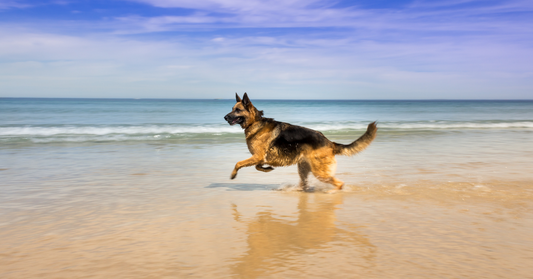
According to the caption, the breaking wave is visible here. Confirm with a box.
[1,120,532,144]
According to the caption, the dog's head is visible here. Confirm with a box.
[224,93,262,129]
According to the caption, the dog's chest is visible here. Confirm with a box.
[245,125,279,156]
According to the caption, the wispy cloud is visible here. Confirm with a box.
[98,0,532,39]
[131,0,334,13]
[0,0,31,9]
[0,0,532,98]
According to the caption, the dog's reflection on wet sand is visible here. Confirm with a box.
[230,193,376,277]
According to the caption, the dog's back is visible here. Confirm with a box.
[261,119,377,167]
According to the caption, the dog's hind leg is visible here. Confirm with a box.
[297,160,311,191]
[309,157,344,193]
[319,176,344,194]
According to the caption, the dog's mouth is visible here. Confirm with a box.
[228,116,244,126]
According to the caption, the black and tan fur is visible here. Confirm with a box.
[224,93,377,192]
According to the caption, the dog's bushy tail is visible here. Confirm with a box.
[334,122,377,156]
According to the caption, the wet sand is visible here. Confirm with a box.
[1,183,532,278]
[1,133,533,278]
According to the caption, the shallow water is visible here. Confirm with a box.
[1,98,533,278]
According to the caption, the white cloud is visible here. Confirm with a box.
[131,0,332,12]
[1,25,532,99]
[0,0,532,98]
[118,0,533,31]
[0,0,31,9]
[114,0,367,32]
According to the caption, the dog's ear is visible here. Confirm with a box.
[235,93,242,103]
[242,92,253,110]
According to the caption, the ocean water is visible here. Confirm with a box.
[1,98,533,278]
[2,98,533,145]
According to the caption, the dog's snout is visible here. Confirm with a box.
[224,114,230,121]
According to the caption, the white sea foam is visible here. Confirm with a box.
[1,121,532,138]
[309,121,533,131]
[0,125,243,136]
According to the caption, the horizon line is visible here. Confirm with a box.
[2,97,533,101]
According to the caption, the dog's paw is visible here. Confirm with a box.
[230,171,238,180]
[262,166,274,172]
[296,184,309,192]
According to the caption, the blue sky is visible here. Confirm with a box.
[0,0,532,99]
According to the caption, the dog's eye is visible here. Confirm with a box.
[235,108,241,112]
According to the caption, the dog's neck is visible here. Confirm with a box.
[244,117,265,139]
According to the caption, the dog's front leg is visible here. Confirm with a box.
[231,156,262,179]
[255,164,274,172]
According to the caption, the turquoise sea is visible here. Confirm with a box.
[1,98,533,278]
[2,98,533,145]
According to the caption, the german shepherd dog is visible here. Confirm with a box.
[224,93,377,192]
